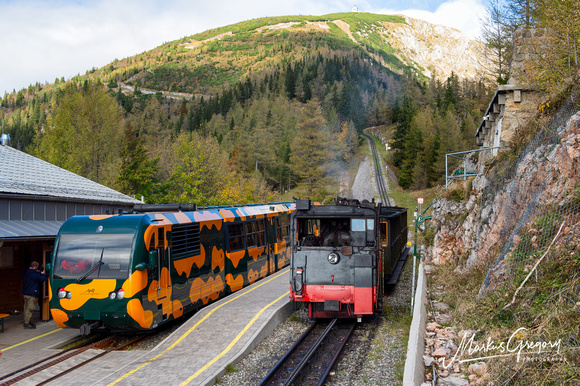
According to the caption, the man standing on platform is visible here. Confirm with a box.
[22,261,47,329]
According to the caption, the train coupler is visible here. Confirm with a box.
[80,321,102,336]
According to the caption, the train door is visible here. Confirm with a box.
[379,218,392,274]
[276,215,291,268]
[265,218,276,274]
[155,227,172,319]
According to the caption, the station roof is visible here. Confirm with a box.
[0,144,141,205]
[0,220,64,241]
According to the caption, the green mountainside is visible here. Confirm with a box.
[95,13,409,95]
[0,12,493,204]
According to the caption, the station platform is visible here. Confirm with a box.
[0,268,292,386]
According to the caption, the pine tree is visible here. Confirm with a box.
[117,123,161,202]
[481,0,515,84]
[528,0,580,86]
[290,101,329,200]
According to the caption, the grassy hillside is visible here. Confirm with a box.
[75,13,410,95]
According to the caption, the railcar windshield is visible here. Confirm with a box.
[297,217,351,247]
[296,217,376,248]
[53,233,134,280]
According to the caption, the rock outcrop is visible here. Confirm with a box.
[382,16,492,82]
[425,103,580,291]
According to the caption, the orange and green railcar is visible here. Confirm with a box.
[48,202,294,335]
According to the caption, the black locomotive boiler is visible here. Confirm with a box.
[289,198,409,319]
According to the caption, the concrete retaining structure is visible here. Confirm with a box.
[403,259,427,385]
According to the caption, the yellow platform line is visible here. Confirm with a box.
[3,328,63,351]
[108,268,289,385]
[180,291,289,385]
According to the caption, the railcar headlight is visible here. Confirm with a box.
[66,292,72,299]
[58,288,67,299]
[109,289,125,300]
[328,252,340,264]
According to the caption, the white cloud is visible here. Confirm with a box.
[373,0,487,39]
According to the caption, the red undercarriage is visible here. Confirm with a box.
[291,284,378,318]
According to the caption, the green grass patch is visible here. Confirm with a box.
[225,363,237,374]
[288,313,301,322]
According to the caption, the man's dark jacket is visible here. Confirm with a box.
[22,269,47,297]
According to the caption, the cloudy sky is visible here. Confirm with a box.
[0,0,487,95]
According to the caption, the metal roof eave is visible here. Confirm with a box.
[0,220,65,242]
[0,192,139,206]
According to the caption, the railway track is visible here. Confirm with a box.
[0,334,149,386]
[259,318,356,386]
[362,133,391,206]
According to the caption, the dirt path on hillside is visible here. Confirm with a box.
[332,20,358,45]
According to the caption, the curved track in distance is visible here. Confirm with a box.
[362,134,391,206]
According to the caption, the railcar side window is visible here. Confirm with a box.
[256,220,266,247]
[244,220,266,248]
[274,218,281,242]
[245,222,257,247]
[277,215,289,241]
[228,223,245,251]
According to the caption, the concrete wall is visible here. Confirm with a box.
[403,260,426,385]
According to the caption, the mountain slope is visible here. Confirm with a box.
[92,12,489,96]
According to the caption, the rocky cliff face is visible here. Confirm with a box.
[382,16,492,82]
[425,100,580,288]
[422,92,580,383]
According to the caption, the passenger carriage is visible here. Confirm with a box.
[48,202,294,335]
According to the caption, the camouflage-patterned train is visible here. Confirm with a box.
[47,202,294,335]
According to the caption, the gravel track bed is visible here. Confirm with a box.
[218,256,414,385]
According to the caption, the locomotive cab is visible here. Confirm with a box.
[291,199,381,319]
[290,198,409,319]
